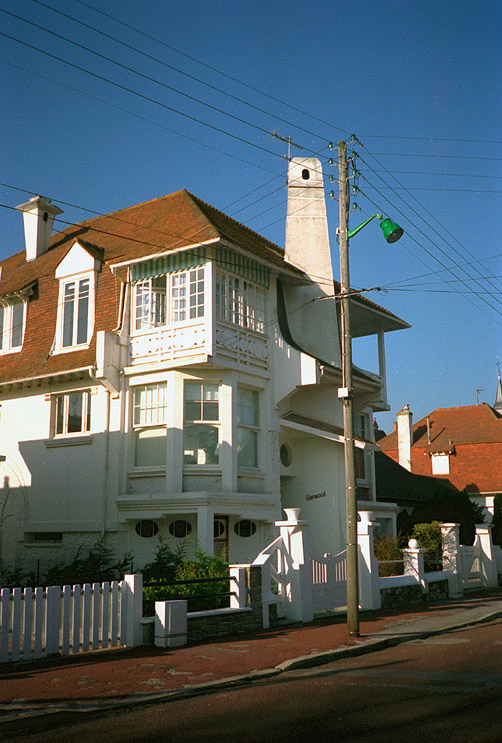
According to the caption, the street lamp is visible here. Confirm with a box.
[337,140,403,637]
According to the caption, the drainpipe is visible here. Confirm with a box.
[101,389,111,536]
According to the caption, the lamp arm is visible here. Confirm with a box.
[347,213,383,240]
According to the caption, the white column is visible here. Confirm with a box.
[123,573,143,647]
[220,378,235,492]
[197,506,214,555]
[475,524,498,588]
[403,543,426,591]
[357,511,381,610]
[276,508,313,623]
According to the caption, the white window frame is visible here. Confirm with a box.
[431,452,450,475]
[237,387,260,469]
[215,271,265,333]
[55,272,95,352]
[52,389,92,437]
[132,383,167,467]
[0,298,26,354]
[131,267,206,332]
[183,381,220,466]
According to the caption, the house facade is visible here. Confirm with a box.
[378,396,502,519]
[0,159,408,574]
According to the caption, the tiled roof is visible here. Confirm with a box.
[379,404,502,451]
[0,189,408,386]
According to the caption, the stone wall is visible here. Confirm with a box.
[380,579,448,610]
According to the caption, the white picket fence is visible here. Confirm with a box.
[0,580,127,663]
[311,550,347,612]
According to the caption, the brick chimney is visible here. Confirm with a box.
[15,196,63,262]
[397,403,413,472]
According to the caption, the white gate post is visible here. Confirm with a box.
[403,543,427,592]
[441,523,463,598]
[357,512,381,610]
[276,508,313,623]
[123,574,143,647]
[475,524,498,588]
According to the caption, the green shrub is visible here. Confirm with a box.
[411,521,443,570]
[43,537,132,586]
[373,535,403,577]
[142,543,229,615]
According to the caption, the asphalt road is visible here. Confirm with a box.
[5,617,502,743]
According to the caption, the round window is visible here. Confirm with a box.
[234,520,257,538]
[280,443,292,467]
[135,520,159,539]
[301,168,310,180]
[169,520,192,538]
[214,519,226,538]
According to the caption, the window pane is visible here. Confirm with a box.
[133,384,166,426]
[203,384,219,401]
[62,282,75,347]
[0,305,3,350]
[135,427,166,466]
[55,395,65,435]
[183,424,219,464]
[237,388,258,426]
[11,301,24,348]
[238,427,257,468]
[76,279,89,345]
[67,392,83,433]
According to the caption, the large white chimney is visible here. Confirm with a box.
[397,403,413,471]
[15,196,63,262]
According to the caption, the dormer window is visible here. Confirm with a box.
[54,241,100,353]
[0,299,26,354]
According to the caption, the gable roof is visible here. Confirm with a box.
[379,404,502,452]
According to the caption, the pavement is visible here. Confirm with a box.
[1,589,501,725]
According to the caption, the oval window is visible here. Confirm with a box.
[301,168,310,180]
[234,520,257,538]
[280,443,292,467]
[135,520,159,538]
[169,520,192,538]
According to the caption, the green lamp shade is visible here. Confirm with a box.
[380,218,404,243]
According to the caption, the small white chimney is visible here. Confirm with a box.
[15,196,63,262]
[397,403,413,472]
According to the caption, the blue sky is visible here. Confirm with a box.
[1,0,501,430]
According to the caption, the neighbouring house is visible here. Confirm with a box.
[0,158,409,575]
[378,386,502,520]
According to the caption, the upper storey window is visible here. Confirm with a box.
[132,268,205,331]
[54,242,100,353]
[215,271,265,333]
[0,299,26,354]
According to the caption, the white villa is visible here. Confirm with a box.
[0,158,409,574]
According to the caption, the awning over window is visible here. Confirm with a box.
[130,247,207,281]
[216,246,269,287]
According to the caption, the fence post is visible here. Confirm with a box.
[403,542,427,591]
[357,512,381,610]
[155,600,187,648]
[441,523,463,598]
[276,508,313,623]
[475,524,498,588]
[229,566,248,609]
[123,574,143,647]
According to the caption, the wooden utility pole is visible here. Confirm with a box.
[338,140,360,637]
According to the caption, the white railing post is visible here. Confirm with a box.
[275,508,313,623]
[45,586,61,656]
[155,600,187,648]
[357,512,381,610]
[229,566,248,609]
[403,542,427,592]
[475,524,498,588]
[123,574,144,647]
[441,523,464,598]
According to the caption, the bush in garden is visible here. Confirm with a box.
[411,521,443,570]
[373,534,403,577]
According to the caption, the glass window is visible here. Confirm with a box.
[237,388,259,468]
[0,300,26,353]
[133,268,205,330]
[184,382,220,465]
[215,271,265,333]
[54,390,91,436]
[169,520,192,538]
[135,520,159,538]
[431,453,450,475]
[234,520,257,537]
[62,278,90,348]
[132,383,167,466]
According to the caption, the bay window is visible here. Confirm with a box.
[132,267,205,330]
[132,383,167,466]
[237,387,259,468]
[183,382,219,465]
[215,272,265,333]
